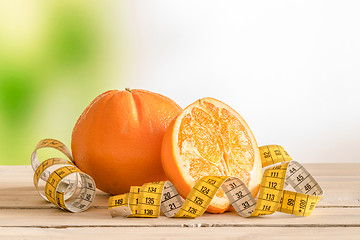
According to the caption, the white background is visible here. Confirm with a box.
[115,1,360,163]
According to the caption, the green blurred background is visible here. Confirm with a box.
[0,0,128,164]
[1,1,359,165]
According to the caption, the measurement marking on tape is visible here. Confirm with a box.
[192,186,213,197]
[161,193,180,203]
[140,191,162,195]
[292,175,310,188]
[305,183,319,195]
[186,198,206,209]
[266,146,275,164]
[267,176,285,180]
[286,165,304,180]
[224,184,243,194]
[231,193,252,204]
[257,197,279,203]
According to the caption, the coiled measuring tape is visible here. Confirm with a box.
[109,145,323,218]
[31,139,96,212]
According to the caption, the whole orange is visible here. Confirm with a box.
[71,89,182,194]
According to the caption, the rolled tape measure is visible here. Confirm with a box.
[31,139,96,212]
[109,145,323,218]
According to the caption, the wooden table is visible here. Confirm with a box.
[0,164,359,239]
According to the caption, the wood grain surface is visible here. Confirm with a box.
[0,164,359,239]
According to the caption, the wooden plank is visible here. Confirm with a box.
[1,227,360,240]
[314,176,360,207]
[302,163,360,176]
[2,163,359,180]
[0,208,359,227]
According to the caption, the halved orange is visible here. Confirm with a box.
[161,98,262,213]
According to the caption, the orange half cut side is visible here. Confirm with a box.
[161,98,262,213]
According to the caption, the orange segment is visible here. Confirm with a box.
[161,98,262,213]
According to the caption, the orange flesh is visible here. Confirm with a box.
[177,101,255,198]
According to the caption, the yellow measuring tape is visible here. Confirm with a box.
[31,139,96,212]
[31,139,323,217]
[109,145,323,218]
